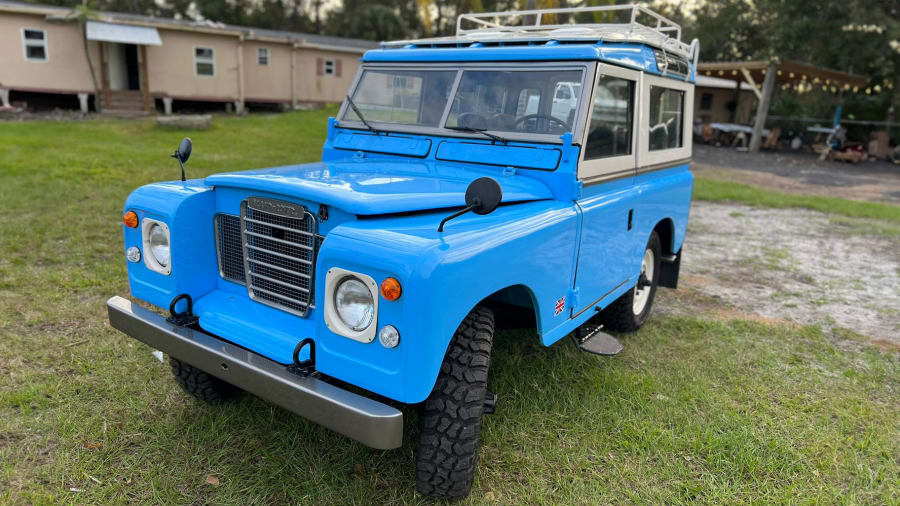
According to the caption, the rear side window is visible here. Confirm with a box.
[648,86,684,151]
[584,75,634,160]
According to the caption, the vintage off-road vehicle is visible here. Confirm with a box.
[107,5,698,499]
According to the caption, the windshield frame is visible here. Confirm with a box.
[337,61,596,145]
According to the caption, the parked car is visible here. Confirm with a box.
[107,5,699,500]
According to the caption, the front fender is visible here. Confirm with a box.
[123,180,218,310]
[317,200,577,403]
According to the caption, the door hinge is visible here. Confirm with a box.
[567,287,579,309]
[572,179,583,200]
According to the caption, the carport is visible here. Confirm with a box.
[697,60,868,152]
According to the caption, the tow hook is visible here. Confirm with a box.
[287,338,316,376]
[484,391,498,414]
[166,294,199,326]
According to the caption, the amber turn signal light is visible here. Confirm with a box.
[124,211,139,228]
[380,277,402,301]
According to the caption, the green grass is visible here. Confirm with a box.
[1,111,898,504]
[694,177,900,224]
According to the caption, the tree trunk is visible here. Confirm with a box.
[79,19,100,112]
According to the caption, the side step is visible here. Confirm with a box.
[572,323,623,356]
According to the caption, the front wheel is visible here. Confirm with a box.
[415,306,495,500]
[598,231,662,332]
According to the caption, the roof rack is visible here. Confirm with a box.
[450,4,699,64]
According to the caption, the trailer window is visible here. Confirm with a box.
[22,28,47,62]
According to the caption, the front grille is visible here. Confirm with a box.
[240,197,318,317]
[215,214,245,284]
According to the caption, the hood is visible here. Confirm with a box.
[204,158,554,215]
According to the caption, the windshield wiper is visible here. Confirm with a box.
[344,94,380,134]
[445,125,509,144]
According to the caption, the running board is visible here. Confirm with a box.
[572,324,623,356]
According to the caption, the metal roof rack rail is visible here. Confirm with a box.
[453,4,699,63]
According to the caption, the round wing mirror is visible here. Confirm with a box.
[465,177,502,215]
[176,137,192,164]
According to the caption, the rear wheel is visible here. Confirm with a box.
[169,357,240,402]
[415,306,495,500]
[598,231,662,332]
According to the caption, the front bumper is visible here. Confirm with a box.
[106,296,403,450]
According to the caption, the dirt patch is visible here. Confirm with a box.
[694,144,900,204]
[694,165,900,204]
[667,202,900,345]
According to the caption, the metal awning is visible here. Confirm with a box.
[86,21,162,46]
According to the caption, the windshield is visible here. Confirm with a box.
[344,69,456,127]
[341,67,585,138]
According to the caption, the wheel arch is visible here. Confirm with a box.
[652,217,676,256]
[651,217,681,289]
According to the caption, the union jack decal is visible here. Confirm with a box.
[554,296,566,316]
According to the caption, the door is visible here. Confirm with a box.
[571,64,642,316]
[124,44,140,90]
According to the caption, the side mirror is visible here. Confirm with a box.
[465,177,502,215]
[438,177,503,232]
[171,137,192,181]
[175,137,192,164]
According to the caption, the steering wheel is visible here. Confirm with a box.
[514,114,569,133]
[457,113,489,130]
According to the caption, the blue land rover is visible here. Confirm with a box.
[108,5,698,499]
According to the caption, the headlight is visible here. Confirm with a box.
[148,224,170,267]
[324,268,379,342]
[141,218,171,275]
[334,276,375,331]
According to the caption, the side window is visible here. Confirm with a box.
[584,75,635,160]
[648,86,685,151]
[257,47,269,66]
[195,47,215,76]
[23,28,47,62]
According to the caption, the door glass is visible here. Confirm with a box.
[584,75,634,160]
[648,86,685,151]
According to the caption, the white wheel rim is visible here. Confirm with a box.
[632,248,654,315]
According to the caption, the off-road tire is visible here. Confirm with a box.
[169,356,240,402]
[415,306,495,500]
[598,231,662,332]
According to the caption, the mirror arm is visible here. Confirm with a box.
[437,201,479,233]
[171,151,186,182]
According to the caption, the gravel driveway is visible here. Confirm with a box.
[662,201,900,347]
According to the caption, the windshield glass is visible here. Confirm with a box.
[343,69,456,127]
[342,67,586,138]
[446,69,584,135]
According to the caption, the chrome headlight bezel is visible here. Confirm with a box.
[141,218,171,275]
[324,267,378,343]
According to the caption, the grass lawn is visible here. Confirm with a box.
[1,110,898,504]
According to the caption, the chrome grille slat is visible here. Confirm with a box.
[243,217,315,236]
[245,244,313,264]
[245,230,313,250]
[236,197,319,317]
[247,258,311,278]
[250,285,309,305]
[248,271,311,291]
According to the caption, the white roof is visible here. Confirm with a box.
[85,21,163,46]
